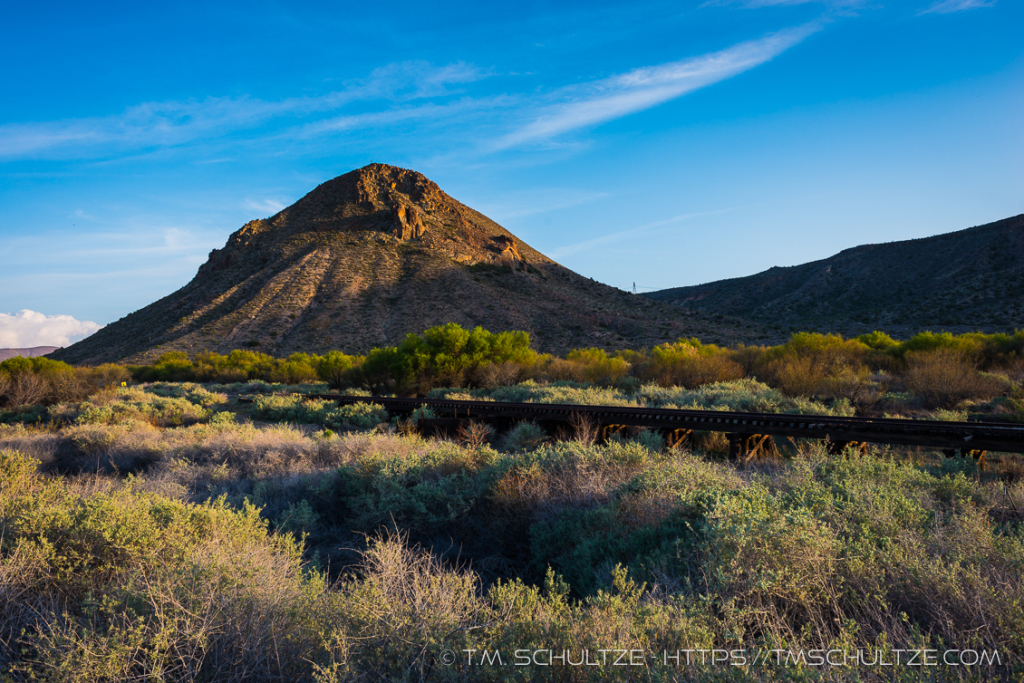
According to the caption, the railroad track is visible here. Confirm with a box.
[256,393,1024,462]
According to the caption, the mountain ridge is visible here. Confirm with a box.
[644,213,1024,338]
[53,164,757,365]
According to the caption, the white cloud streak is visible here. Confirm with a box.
[493,23,821,149]
[714,0,867,8]
[244,198,288,215]
[919,0,996,14]
[549,207,739,259]
[0,27,820,160]
[0,61,486,159]
[0,310,103,348]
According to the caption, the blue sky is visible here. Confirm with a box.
[1,0,1022,347]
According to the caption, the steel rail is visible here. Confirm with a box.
[283,393,1024,455]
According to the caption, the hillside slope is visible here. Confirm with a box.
[645,214,1024,338]
[54,164,758,365]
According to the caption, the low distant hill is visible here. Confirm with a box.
[52,164,759,365]
[0,346,60,362]
[644,214,1024,339]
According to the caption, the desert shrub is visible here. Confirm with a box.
[429,380,637,408]
[856,330,900,351]
[329,442,488,534]
[66,388,212,427]
[524,450,737,596]
[536,357,589,383]
[80,363,131,391]
[0,449,326,682]
[756,333,873,402]
[0,356,94,407]
[208,410,236,425]
[349,346,405,394]
[324,402,388,429]
[642,339,745,388]
[557,348,630,385]
[1,371,48,408]
[251,396,385,430]
[5,417,1024,681]
[339,324,540,394]
[409,404,437,421]
[499,421,547,452]
[328,533,487,681]
[268,353,320,384]
[316,350,360,390]
[137,350,335,386]
[456,420,494,449]
[251,395,323,423]
[634,379,853,416]
[74,389,211,428]
[897,330,987,362]
[133,351,197,382]
[145,382,227,407]
[473,359,528,388]
[902,348,1007,409]
[629,428,664,453]
[0,404,49,426]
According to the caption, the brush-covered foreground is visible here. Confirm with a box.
[1,382,1023,682]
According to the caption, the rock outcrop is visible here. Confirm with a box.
[392,204,426,240]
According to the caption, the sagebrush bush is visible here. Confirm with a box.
[633,378,854,416]
[499,420,547,451]
[252,395,387,429]
[66,387,214,427]
[903,348,1007,408]
[431,380,637,407]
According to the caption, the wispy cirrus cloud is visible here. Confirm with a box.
[492,23,821,150]
[549,207,739,259]
[244,197,288,215]
[705,0,868,10]
[0,61,486,160]
[0,26,821,161]
[919,0,996,14]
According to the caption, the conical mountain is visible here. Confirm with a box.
[54,164,753,364]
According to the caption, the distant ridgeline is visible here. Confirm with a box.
[0,346,60,362]
[645,214,1024,339]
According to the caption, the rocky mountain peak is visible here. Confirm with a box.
[52,163,752,366]
[205,163,552,272]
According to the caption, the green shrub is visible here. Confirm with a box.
[324,402,388,429]
[642,339,745,388]
[316,350,359,389]
[69,388,211,427]
[530,348,633,386]
[634,379,853,416]
[498,421,547,452]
